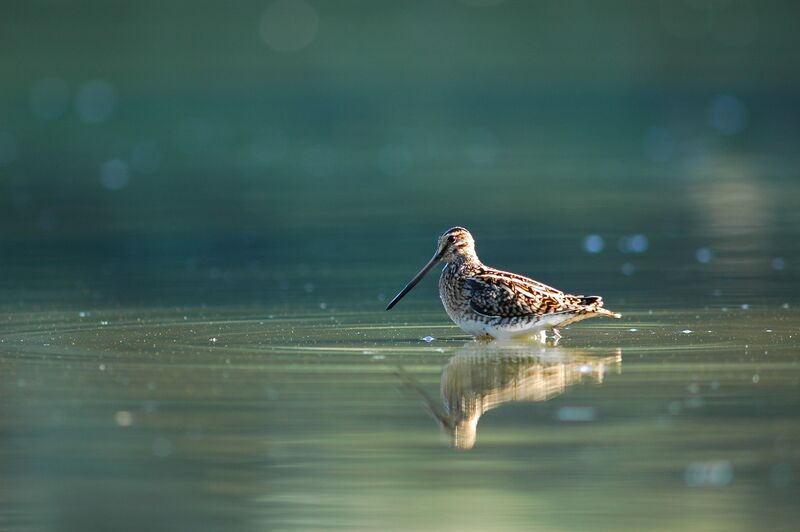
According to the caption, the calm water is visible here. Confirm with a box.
[2,190,799,531]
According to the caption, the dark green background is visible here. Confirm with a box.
[2,0,798,238]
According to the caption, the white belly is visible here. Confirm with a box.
[451,314,566,339]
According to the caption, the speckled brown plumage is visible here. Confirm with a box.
[387,227,621,340]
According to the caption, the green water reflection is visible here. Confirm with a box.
[398,342,622,449]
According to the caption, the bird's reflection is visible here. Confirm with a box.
[398,341,621,449]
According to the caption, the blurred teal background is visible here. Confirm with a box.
[2,0,799,240]
[2,0,799,309]
[1,2,800,531]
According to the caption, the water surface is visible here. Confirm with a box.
[2,216,798,531]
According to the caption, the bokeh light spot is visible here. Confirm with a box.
[101,159,130,190]
[556,406,596,422]
[696,247,712,264]
[621,263,635,276]
[629,234,649,253]
[582,234,604,254]
[114,411,134,427]
[685,461,734,488]
[619,234,649,253]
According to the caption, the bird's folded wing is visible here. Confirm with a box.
[465,275,567,318]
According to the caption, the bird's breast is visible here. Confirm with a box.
[439,263,477,320]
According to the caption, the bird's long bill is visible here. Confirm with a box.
[385,253,441,310]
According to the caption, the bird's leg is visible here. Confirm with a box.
[539,328,561,347]
[476,334,494,342]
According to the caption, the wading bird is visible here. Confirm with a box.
[386,227,620,341]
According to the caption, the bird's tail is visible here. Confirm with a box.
[579,295,622,319]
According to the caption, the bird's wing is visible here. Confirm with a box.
[465,272,573,318]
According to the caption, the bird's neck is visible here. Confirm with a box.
[450,252,481,268]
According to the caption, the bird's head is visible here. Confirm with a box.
[435,226,476,263]
[386,226,477,310]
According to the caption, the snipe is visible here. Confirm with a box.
[386,227,620,340]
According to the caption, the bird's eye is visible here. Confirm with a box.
[448,235,457,243]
